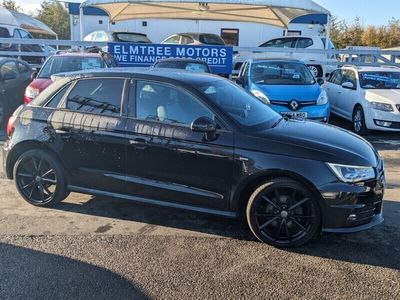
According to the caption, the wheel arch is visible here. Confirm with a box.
[232,169,324,218]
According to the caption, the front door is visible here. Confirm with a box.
[124,79,234,210]
[50,77,128,193]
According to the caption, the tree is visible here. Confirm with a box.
[1,0,22,12]
[35,0,70,40]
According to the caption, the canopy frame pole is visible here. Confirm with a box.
[80,6,84,41]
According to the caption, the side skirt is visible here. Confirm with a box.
[67,185,237,218]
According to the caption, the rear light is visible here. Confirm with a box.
[24,86,40,103]
[6,116,16,137]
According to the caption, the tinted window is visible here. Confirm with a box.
[0,61,18,79]
[359,71,400,89]
[0,27,10,38]
[195,80,280,128]
[38,56,104,78]
[46,83,71,108]
[342,69,357,87]
[260,38,296,48]
[114,33,151,43]
[66,79,124,116]
[250,61,315,85]
[135,80,214,125]
[296,38,313,48]
[199,34,225,45]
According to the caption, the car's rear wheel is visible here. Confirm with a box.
[352,106,369,135]
[246,178,321,248]
[308,65,323,78]
[13,149,67,207]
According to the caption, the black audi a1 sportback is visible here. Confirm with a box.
[3,68,385,247]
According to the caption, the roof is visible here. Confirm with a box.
[248,58,303,63]
[54,67,221,84]
[80,0,330,27]
[155,58,208,63]
[343,65,400,72]
[50,51,103,57]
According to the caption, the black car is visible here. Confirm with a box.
[2,69,385,247]
[153,58,211,73]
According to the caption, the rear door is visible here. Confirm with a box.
[324,69,343,114]
[50,77,128,193]
[124,79,234,210]
[0,60,19,125]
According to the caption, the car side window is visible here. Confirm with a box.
[46,83,72,108]
[18,29,31,39]
[164,35,181,44]
[13,29,21,38]
[95,31,108,42]
[134,80,214,125]
[181,35,194,44]
[17,62,30,73]
[0,27,10,38]
[342,69,357,88]
[66,78,124,116]
[329,70,343,85]
[260,38,295,48]
[0,61,18,79]
[296,38,313,48]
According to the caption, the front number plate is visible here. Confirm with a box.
[281,112,308,119]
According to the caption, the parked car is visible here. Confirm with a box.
[24,51,118,103]
[153,58,211,73]
[161,33,225,45]
[0,57,32,131]
[3,68,385,247]
[323,65,400,134]
[237,59,329,122]
[0,24,45,65]
[233,36,338,78]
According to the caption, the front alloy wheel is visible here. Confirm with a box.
[246,178,321,248]
[352,106,369,135]
[14,149,67,207]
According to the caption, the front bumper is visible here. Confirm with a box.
[270,102,330,122]
[318,162,385,233]
[364,108,400,131]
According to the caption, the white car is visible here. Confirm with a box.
[323,65,400,134]
[233,36,338,78]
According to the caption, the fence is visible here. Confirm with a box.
[2,38,400,76]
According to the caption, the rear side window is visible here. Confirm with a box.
[0,27,10,38]
[46,83,71,108]
[199,34,225,45]
[66,78,124,116]
[296,38,313,48]
[260,38,296,48]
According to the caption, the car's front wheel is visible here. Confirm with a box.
[13,149,68,207]
[246,178,321,248]
[352,106,369,135]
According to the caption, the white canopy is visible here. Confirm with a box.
[80,0,330,27]
[0,6,57,36]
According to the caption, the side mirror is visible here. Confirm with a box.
[317,78,325,86]
[190,116,217,141]
[342,81,356,90]
[30,71,38,82]
[2,72,17,81]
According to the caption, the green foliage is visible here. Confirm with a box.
[34,0,70,40]
[1,0,21,12]
[330,17,400,49]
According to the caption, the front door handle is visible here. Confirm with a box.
[129,137,150,150]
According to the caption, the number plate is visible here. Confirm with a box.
[281,112,308,119]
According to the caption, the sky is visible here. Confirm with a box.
[10,0,400,26]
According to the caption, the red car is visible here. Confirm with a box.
[24,51,118,103]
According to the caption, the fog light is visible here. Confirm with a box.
[347,214,357,221]
[374,120,392,127]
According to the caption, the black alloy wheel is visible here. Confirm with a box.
[246,178,321,248]
[13,149,67,207]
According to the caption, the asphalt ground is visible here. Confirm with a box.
[0,115,399,299]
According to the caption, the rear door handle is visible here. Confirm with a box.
[129,137,150,150]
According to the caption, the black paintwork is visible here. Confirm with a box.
[3,68,385,231]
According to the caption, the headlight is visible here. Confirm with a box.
[251,89,270,104]
[369,102,393,112]
[327,163,375,183]
[24,86,40,100]
[317,90,328,105]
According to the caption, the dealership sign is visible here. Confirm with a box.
[108,42,233,74]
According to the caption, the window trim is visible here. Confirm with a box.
[43,82,74,109]
[59,77,128,117]
[127,78,229,131]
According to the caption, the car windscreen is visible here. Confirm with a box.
[113,33,151,43]
[37,56,104,79]
[250,62,316,85]
[195,79,281,128]
[199,34,225,45]
[359,71,400,89]
[155,61,210,73]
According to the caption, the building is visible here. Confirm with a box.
[65,1,329,46]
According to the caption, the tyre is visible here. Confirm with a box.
[246,178,321,248]
[13,149,68,207]
[352,106,369,135]
[308,65,323,78]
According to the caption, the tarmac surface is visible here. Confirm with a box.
[0,115,399,299]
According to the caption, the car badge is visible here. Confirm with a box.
[290,100,299,110]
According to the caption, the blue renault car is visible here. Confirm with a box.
[236,59,330,122]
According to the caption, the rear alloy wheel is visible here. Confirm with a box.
[13,149,67,207]
[246,178,321,248]
[352,106,369,135]
[308,65,322,78]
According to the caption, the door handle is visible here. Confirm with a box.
[129,137,149,150]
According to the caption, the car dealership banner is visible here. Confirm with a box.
[108,42,233,74]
